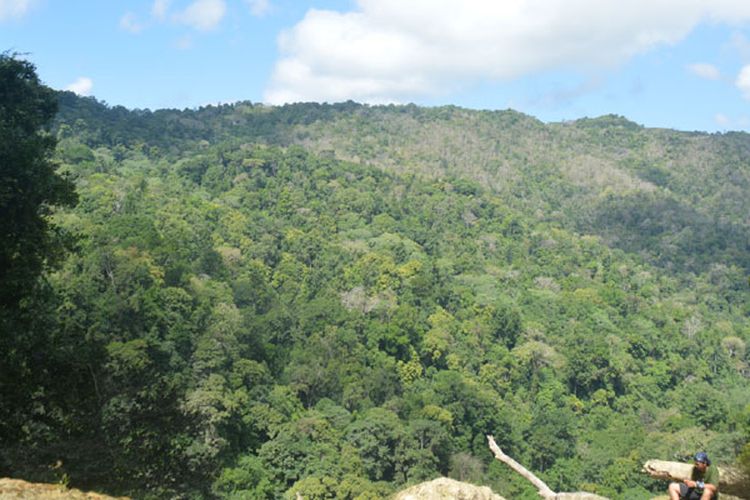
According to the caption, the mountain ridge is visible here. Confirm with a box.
[55,93,750,276]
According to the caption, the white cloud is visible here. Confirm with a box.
[736,65,750,99]
[152,0,171,20]
[264,0,750,104]
[714,112,750,130]
[174,0,226,31]
[120,12,145,33]
[65,77,93,96]
[246,0,270,17]
[715,113,730,126]
[686,62,721,80]
[0,0,33,21]
[728,32,750,60]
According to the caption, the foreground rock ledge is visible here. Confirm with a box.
[0,478,127,500]
[392,477,506,500]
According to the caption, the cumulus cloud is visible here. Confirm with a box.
[65,77,93,96]
[714,113,730,127]
[729,32,750,60]
[120,12,145,33]
[686,62,721,80]
[736,65,750,99]
[174,0,226,31]
[152,0,171,20]
[714,112,750,129]
[0,0,33,21]
[264,0,750,104]
[246,0,270,17]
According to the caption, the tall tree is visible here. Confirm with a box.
[0,53,77,308]
[0,54,77,469]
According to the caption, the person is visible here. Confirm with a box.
[667,452,719,500]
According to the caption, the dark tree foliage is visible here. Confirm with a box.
[0,53,77,307]
[0,53,77,478]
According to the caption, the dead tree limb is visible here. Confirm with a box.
[486,435,609,500]
[642,459,750,499]
[487,435,556,498]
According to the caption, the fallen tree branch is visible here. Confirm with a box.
[487,435,556,498]
[642,459,750,499]
[486,435,609,500]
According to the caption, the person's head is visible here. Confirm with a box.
[694,451,711,470]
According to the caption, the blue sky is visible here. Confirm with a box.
[2,0,750,132]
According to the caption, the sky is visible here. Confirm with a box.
[2,0,750,132]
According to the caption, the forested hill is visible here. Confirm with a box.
[56,92,750,276]
[3,91,749,499]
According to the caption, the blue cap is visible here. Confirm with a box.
[694,452,710,465]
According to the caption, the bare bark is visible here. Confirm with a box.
[642,459,750,499]
[487,435,556,498]
[486,436,609,500]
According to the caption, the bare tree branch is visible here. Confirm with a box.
[487,435,556,498]
[486,435,609,500]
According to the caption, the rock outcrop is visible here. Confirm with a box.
[0,478,127,500]
[392,477,505,500]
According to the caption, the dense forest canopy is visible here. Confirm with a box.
[1,63,749,499]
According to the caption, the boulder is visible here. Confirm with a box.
[0,478,127,500]
[392,477,505,500]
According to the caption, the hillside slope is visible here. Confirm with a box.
[56,96,750,275]
[1,95,744,499]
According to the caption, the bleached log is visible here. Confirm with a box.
[642,459,750,499]
[486,436,609,500]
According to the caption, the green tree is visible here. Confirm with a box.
[259,412,342,493]
[0,53,77,307]
[0,53,77,473]
[345,408,404,482]
[212,454,275,499]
